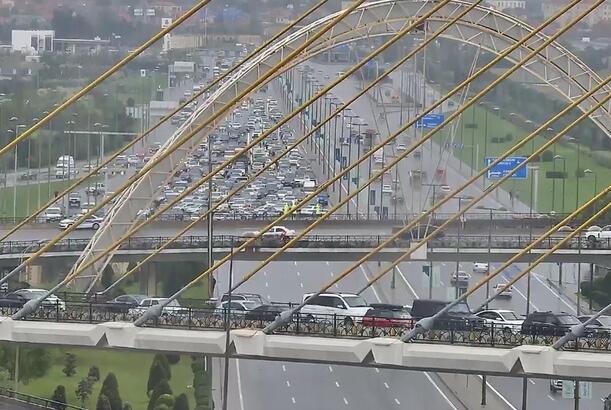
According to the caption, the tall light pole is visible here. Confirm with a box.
[9,118,25,222]
[554,155,566,215]
[94,122,109,197]
[584,169,597,212]
[454,195,472,298]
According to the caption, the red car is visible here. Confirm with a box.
[362,304,413,328]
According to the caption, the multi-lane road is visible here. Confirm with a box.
[211,257,608,410]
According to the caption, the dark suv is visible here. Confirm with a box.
[410,299,484,331]
[520,311,582,336]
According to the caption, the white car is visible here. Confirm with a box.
[493,283,513,298]
[450,271,470,286]
[475,309,523,333]
[584,225,611,244]
[396,144,407,151]
[473,262,489,274]
[300,292,371,326]
[42,207,63,222]
[128,298,186,315]
[59,215,103,230]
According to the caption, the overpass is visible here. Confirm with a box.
[0,316,609,383]
[0,234,608,266]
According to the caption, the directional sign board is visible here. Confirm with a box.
[485,156,528,180]
[416,113,445,129]
[561,381,592,399]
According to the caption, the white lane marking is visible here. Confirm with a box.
[440,280,445,286]
[329,365,333,373]
[263,271,267,277]
[282,365,287,372]
[360,265,381,302]
[326,261,330,266]
[294,261,298,266]
[267,294,271,301]
[343,397,349,405]
[395,398,401,405]
[477,375,517,410]
[424,372,458,410]
[384,382,390,389]
[265,282,268,288]
[300,282,304,288]
[291,397,296,404]
[396,266,420,298]
[532,272,576,313]
[286,380,291,387]
[501,274,539,311]
[547,395,556,401]
[334,283,339,288]
[442,263,447,266]
[330,271,334,276]
[335,381,340,387]
[375,368,380,374]
[529,379,536,385]
[296,271,301,277]
[236,359,245,410]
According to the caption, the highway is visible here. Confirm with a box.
[208,257,610,410]
[212,259,466,410]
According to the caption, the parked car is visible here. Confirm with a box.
[300,292,371,326]
[244,304,288,321]
[59,215,103,230]
[128,298,186,315]
[42,207,63,222]
[219,293,267,306]
[583,225,611,245]
[362,304,412,328]
[220,300,261,317]
[521,311,583,336]
[104,294,149,313]
[473,262,489,274]
[577,315,611,336]
[475,309,523,333]
[0,288,65,310]
[410,299,485,330]
[450,271,470,287]
[68,193,81,208]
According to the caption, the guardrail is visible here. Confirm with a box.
[0,387,86,409]
[0,304,609,352]
[0,212,603,226]
[1,234,609,257]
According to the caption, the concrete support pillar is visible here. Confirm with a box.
[147,263,157,297]
[25,265,42,286]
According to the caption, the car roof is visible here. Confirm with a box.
[304,292,360,297]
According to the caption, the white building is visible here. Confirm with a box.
[487,0,526,11]
[11,30,55,54]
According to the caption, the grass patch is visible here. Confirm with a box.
[0,180,73,219]
[13,346,204,409]
[433,105,610,213]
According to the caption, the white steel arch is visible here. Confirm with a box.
[69,0,611,289]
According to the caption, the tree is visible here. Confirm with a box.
[88,365,101,381]
[76,377,94,406]
[0,346,52,383]
[50,385,67,410]
[191,356,212,410]
[147,362,167,395]
[62,353,77,377]
[173,393,190,410]
[96,394,112,410]
[154,394,175,410]
[165,354,180,365]
[122,404,133,410]
[100,373,123,410]
[154,354,171,380]
[148,379,172,410]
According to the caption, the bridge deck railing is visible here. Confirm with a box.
[1,304,609,352]
[1,235,609,256]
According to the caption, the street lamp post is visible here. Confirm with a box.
[554,155,566,215]
[584,169,597,212]
[454,196,472,298]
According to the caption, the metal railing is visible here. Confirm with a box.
[0,387,86,409]
[1,234,609,257]
[1,303,609,352]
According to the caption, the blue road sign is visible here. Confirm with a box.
[416,113,445,129]
[485,156,528,179]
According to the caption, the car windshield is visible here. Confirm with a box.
[597,316,611,326]
[448,302,470,314]
[500,311,520,321]
[343,295,368,307]
[558,315,580,325]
